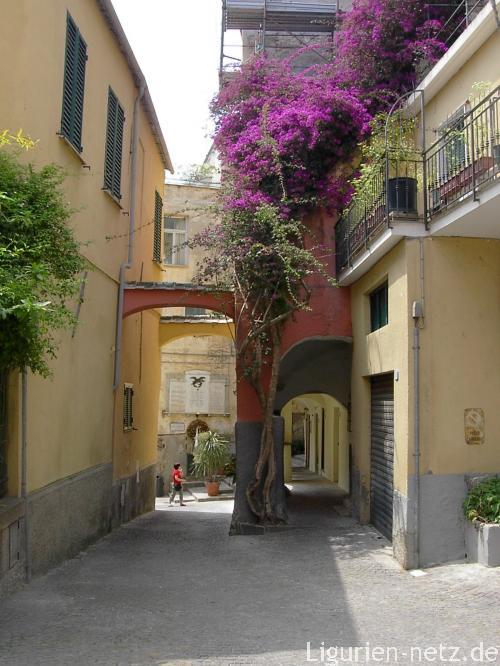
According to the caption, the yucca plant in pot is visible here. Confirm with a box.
[192,431,230,497]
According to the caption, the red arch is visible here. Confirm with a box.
[123,287,235,318]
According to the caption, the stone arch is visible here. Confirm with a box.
[123,285,234,319]
[281,392,350,492]
[275,336,352,412]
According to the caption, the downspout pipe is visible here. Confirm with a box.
[113,83,145,391]
[21,367,31,582]
[412,299,423,568]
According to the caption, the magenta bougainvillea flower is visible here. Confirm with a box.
[211,0,445,216]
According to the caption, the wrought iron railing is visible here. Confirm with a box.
[335,154,422,274]
[336,86,500,276]
[418,0,489,81]
[425,86,500,217]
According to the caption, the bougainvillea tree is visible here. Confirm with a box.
[191,204,334,525]
[191,0,445,529]
[335,0,446,106]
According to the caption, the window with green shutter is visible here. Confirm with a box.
[60,13,87,152]
[153,191,163,262]
[370,281,389,332]
[103,88,125,200]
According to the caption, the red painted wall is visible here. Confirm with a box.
[122,209,351,422]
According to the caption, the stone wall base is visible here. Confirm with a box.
[28,463,113,575]
[0,498,26,596]
[0,462,156,593]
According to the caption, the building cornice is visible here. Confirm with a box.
[96,0,174,173]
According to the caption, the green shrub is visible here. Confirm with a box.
[0,147,84,375]
[463,477,500,524]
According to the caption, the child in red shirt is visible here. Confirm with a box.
[169,463,186,506]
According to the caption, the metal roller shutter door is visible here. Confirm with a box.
[370,373,394,540]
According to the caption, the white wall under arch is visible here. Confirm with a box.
[281,392,349,492]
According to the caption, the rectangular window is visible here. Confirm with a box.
[103,88,125,200]
[438,104,470,180]
[164,217,187,264]
[370,281,388,332]
[60,13,87,152]
[153,191,163,262]
[123,384,134,431]
[185,307,206,317]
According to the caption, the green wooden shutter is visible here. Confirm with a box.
[370,281,389,332]
[104,88,125,200]
[60,13,87,152]
[123,385,134,431]
[153,191,163,262]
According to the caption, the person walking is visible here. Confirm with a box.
[169,463,186,506]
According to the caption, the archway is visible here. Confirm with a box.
[157,322,237,486]
[120,282,353,531]
[281,393,349,492]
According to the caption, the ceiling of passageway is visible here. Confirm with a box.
[275,337,351,410]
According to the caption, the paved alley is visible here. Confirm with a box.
[0,484,500,666]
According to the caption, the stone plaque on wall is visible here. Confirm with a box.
[169,380,186,413]
[185,371,210,413]
[169,421,186,434]
[209,381,227,414]
[464,408,484,445]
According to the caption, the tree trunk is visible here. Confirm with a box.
[230,416,287,534]
[230,325,287,533]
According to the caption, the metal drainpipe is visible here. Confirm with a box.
[412,239,426,569]
[412,240,425,566]
[21,367,31,582]
[113,83,145,391]
[412,317,421,568]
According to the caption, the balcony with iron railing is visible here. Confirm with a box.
[425,85,500,218]
[335,149,424,277]
[335,85,500,279]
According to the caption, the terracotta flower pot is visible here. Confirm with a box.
[205,480,220,497]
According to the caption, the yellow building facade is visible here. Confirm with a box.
[0,0,172,589]
[157,180,237,482]
[339,2,500,568]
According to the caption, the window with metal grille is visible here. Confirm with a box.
[60,13,87,152]
[103,88,125,200]
[370,281,388,332]
[153,191,163,262]
[164,217,187,264]
[123,384,134,431]
[185,307,206,317]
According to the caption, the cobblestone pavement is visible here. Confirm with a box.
[1,480,500,666]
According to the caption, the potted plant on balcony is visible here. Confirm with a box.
[353,112,420,218]
[192,430,230,497]
[463,476,500,567]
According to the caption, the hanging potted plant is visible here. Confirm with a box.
[192,430,230,497]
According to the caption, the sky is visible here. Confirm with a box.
[112,0,241,177]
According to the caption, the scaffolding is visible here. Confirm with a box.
[220,0,339,79]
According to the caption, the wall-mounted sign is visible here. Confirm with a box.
[169,422,186,434]
[464,408,484,445]
[186,371,210,413]
[167,372,227,415]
